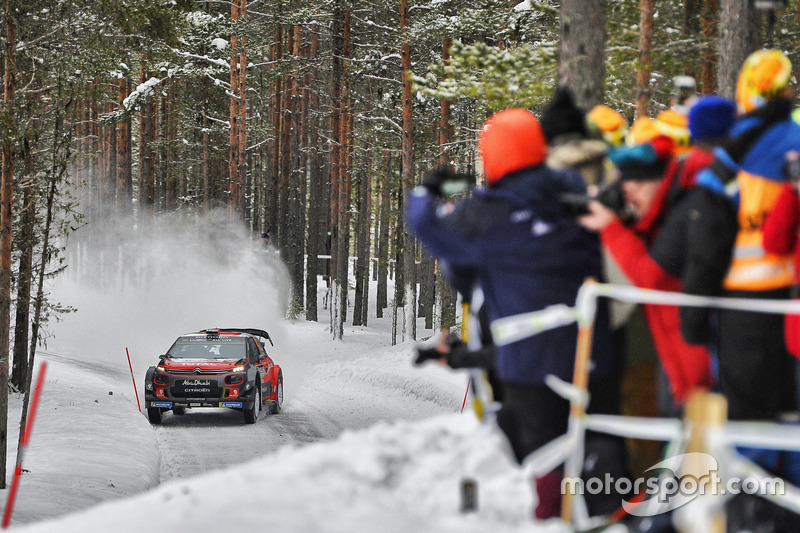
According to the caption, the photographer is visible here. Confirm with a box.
[579,126,737,415]
[407,108,623,520]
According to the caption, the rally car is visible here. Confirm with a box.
[144,328,283,424]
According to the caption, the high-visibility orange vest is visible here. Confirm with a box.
[724,170,795,291]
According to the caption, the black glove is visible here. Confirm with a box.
[421,165,456,196]
[414,346,444,365]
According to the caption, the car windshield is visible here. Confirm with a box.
[167,338,247,359]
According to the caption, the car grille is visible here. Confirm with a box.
[167,368,228,375]
[171,378,222,399]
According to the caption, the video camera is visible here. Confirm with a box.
[439,171,477,196]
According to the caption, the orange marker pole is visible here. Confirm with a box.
[3,362,47,529]
[126,348,141,413]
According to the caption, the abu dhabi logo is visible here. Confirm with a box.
[562,452,784,517]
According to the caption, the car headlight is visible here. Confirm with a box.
[157,366,166,372]
[231,365,246,373]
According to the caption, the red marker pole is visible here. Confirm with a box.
[3,361,47,529]
[126,348,141,413]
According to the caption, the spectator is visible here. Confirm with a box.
[540,88,636,354]
[578,131,737,415]
[540,87,608,185]
[627,116,661,146]
[407,108,623,520]
[695,49,800,423]
[763,154,800,403]
[693,51,800,529]
[587,104,628,147]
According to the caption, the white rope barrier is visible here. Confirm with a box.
[724,421,800,451]
[491,282,800,347]
[586,414,685,442]
[506,280,800,530]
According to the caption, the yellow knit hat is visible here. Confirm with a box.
[627,116,660,146]
[587,105,627,146]
[655,109,690,149]
[736,49,793,113]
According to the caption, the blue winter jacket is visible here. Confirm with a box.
[407,165,614,387]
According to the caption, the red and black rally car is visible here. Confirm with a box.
[144,328,283,424]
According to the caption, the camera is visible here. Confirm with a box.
[440,171,477,196]
[560,181,631,222]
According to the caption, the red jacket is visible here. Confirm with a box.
[762,183,800,357]
[601,149,715,403]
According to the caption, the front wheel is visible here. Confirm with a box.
[268,377,283,414]
[244,387,260,424]
[147,407,162,424]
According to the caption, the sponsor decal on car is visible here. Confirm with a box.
[220,402,243,408]
[151,401,173,408]
[180,379,212,386]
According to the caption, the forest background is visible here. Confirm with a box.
[0,0,796,490]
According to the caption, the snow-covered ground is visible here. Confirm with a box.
[0,213,565,532]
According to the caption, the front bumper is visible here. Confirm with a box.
[144,369,257,410]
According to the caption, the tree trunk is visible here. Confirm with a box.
[117,76,132,215]
[400,0,416,341]
[268,12,282,244]
[0,0,16,488]
[138,62,156,214]
[158,86,168,211]
[635,0,654,119]
[334,5,352,339]
[11,164,34,393]
[391,182,404,346]
[353,163,370,327]
[701,0,719,94]
[329,0,343,337]
[202,76,210,210]
[165,81,178,210]
[279,26,294,252]
[558,0,606,109]
[435,261,457,330]
[718,0,760,99]
[229,0,241,214]
[435,38,457,330]
[238,0,248,217]
[287,24,304,315]
[376,158,390,318]
[305,31,322,322]
[418,253,435,329]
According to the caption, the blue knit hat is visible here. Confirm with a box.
[688,95,737,142]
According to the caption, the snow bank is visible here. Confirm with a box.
[13,413,568,533]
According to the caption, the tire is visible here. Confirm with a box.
[244,387,260,424]
[172,406,186,416]
[268,377,283,414]
[147,407,162,424]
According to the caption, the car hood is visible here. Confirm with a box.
[163,358,241,369]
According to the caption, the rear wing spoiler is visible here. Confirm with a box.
[206,328,274,346]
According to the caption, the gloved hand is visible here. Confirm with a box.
[420,165,456,196]
[414,346,445,365]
